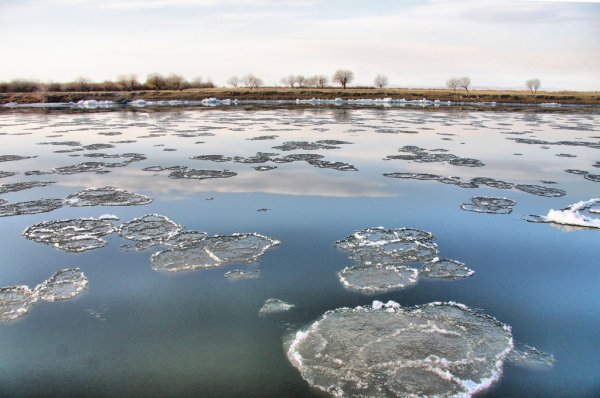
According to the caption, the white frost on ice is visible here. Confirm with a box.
[532,198,600,229]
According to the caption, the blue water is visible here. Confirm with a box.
[0,107,598,397]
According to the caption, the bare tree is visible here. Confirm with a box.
[116,74,139,91]
[459,76,471,92]
[295,75,306,88]
[146,73,166,90]
[446,78,460,92]
[305,76,318,87]
[165,74,186,90]
[280,75,297,88]
[333,69,354,89]
[526,78,541,94]
[241,74,262,89]
[315,75,328,88]
[374,74,388,89]
[227,76,240,88]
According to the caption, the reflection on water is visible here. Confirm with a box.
[0,107,599,397]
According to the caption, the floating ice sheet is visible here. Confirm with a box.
[66,186,152,207]
[286,302,513,398]
[0,286,37,322]
[168,168,237,180]
[34,268,88,301]
[1,269,88,322]
[0,171,16,178]
[259,298,295,315]
[119,214,183,250]
[421,258,475,279]
[151,233,280,272]
[52,162,106,175]
[23,218,117,252]
[273,141,344,151]
[525,198,600,229]
[0,155,35,162]
[0,181,55,194]
[460,197,516,214]
[515,184,566,198]
[0,198,64,217]
[385,145,485,167]
[338,264,418,292]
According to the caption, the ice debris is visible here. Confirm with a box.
[259,298,295,315]
[286,302,513,398]
[460,197,516,214]
[525,198,600,229]
[23,218,117,252]
[1,268,87,322]
[66,186,152,207]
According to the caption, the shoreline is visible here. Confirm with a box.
[2,87,599,106]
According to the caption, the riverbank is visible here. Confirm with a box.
[2,88,599,105]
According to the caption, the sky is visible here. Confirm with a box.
[1,0,599,90]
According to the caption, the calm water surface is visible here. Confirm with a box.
[0,107,598,397]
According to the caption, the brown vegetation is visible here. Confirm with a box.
[1,87,599,106]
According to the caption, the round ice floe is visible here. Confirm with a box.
[118,214,183,249]
[259,298,295,315]
[66,186,152,207]
[34,268,88,301]
[22,218,117,252]
[421,258,475,279]
[287,302,513,398]
[0,286,38,322]
[151,233,280,272]
[168,168,237,180]
[460,197,516,215]
[526,198,600,229]
[338,265,418,292]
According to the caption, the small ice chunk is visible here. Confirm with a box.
[66,186,152,207]
[259,298,295,315]
[460,197,516,214]
[224,269,260,281]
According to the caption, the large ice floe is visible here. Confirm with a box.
[525,198,600,229]
[65,186,152,207]
[335,227,473,292]
[1,268,87,322]
[286,301,513,398]
[151,232,280,272]
[384,145,485,167]
[22,217,117,252]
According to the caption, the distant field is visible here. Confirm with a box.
[2,87,600,105]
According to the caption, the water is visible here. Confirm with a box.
[0,107,598,397]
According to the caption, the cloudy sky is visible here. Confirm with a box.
[1,0,599,90]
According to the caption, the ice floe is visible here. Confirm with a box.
[118,214,183,250]
[259,298,295,315]
[385,145,485,167]
[66,186,152,207]
[0,198,65,217]
[33,268,88,301]
[525,198,600,229]
[421,258,475,279]
[224,269,260,281]
[1,268,87,322]
[286,302,513,398]
[23,217,117,252]
[151,233,280,272]
[0,155,35,162]
[460,197,516,214]
[0,181,55,194]
[506,344,556,369]
[168,168,238,180]
[336,227,473,292]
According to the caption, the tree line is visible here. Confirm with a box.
[0,73,215,93]
[0,70,543,93]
